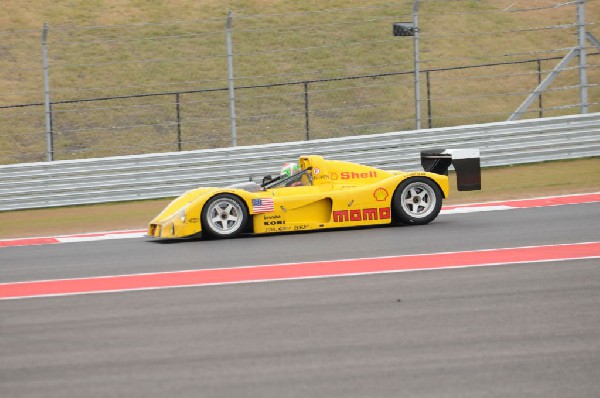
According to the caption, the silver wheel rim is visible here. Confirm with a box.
[400,182,436,219]
[206,198,244,235]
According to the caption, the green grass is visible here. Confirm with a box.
[1,157,598,239]
[1,0,599,163]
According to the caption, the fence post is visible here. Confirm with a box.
[226,11,237,146]
[412,0,421,130]
[176,93,182,151]
[426,70,432,129]
[304,82,310,140]
[41,22,53,161]
[577,0,589,114]
[537,59,543,118]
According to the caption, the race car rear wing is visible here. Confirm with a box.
[421,148,481,191]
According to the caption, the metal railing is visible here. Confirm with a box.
[0,112,598,211]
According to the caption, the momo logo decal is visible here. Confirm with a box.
[333,207,391,223]
[373,188,389,202]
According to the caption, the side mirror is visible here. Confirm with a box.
[262,175,273,186]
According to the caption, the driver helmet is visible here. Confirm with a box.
[280,162,300,178]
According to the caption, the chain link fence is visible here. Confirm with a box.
[0,1,598,164]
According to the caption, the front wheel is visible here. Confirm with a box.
[392,177,443,225]
[201,194,248,238]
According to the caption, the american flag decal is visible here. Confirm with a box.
[252,198,275,213]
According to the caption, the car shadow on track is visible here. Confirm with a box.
[143,222,428,245]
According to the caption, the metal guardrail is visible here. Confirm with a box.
[1,113,599,211]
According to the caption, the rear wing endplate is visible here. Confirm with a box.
[421,149,481,191]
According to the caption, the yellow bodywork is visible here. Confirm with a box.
[147,155,449,239]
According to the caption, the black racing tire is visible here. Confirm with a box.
[392,177,443,225]
[201,194,248,239]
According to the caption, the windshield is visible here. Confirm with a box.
[226,181,263,192]
[262,167,313,189]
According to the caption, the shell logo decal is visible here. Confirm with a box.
[373,188,389,202]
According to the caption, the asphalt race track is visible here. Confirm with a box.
[1,201,599,397]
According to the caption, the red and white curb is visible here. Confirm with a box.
[440,192,600,214]
[0,229,147,248]
[1,241,598,300]
[0,192,598,249]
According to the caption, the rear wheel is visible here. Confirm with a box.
[392,177,442,225]
[201,194,248,238]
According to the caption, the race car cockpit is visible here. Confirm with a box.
[261,166,313,189]
[227,165,313,193]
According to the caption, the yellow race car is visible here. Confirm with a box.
[147,150,481,239]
